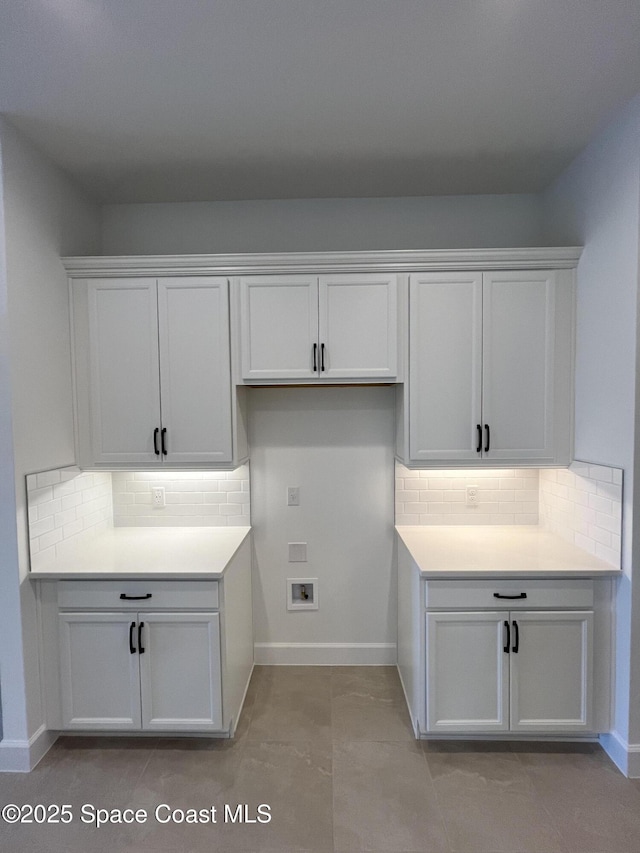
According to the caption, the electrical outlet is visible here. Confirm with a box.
[152,486,165,508]
[287,486,300,506]
[466,485,479,506]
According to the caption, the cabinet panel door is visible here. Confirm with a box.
[59,613,141,730]
[409,273,482,461]
[240,276,318,379]
[318,274,397,378]
[139,613,222,731]
[482,271,556,462]
[510,610,593,732]
[158,278,232,463]
[426,611,509,733]
[86,278,161,466]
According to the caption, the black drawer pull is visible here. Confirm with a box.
[484,423,491,453]
[512,620,519,654]
[138,622,145,654]
[129,621,136,654]
[476,424,482,453]
[503,620,510,653]
[320,342,326,372]
[161,427,167,456]
[493,592,527,600]
[153,427,160,456]
[120,593,152,601]
[313,343,318,372]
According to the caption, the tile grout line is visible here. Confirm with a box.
[510,750,575,853]
[420,745,458,853]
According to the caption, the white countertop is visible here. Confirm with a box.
[29,526,251,579]
[396,525,620,578]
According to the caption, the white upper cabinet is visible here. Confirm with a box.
[157,278,232,465]
[409,272,483,461]
[240,273,397,381]
[482,271,557,462]
[240,276,318,379]
[408,269,573,466]
[72,276,234,468]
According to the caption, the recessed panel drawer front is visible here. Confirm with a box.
[424,579,593,610]
[58,580,219,610]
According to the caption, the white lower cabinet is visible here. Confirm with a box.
[397,551,601,739]
[426,609,593,734]
[44,535,254,736]
[59,611,222,731]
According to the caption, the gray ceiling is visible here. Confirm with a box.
[1,1,640,204]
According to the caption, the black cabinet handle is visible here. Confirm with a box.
[120,593,152,600]
[320,342,326,372]
[129,621,136,654]
[138,622,145,654]
[503,620,510,653]
[161,427,167,456]
[512,620,519,654]
[493,592,527,600]
[312,343,318,372]
[153,428,160,456]
[476,424,482,453]
[484,424,491,453]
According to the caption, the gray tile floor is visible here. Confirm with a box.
[1,665,640,852]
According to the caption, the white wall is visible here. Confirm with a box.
[248,386,396,664]
[101,194,544,255]
[542,94,640,770]
[0,118,101,768]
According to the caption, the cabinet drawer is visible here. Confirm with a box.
[424,578,593,610]
[58,580,219,610]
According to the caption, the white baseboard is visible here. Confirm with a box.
[0,725,57,773]
[600,730,640,778]
[253,642,397,665]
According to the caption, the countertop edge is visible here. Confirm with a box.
[28,526,252,580]
[395,525,622,578]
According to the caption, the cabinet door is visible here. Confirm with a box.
[426,611,509,733]
[157,277,232,464]
[409,273,483,461]
[240,276,318,379]
[318,274,397,378]
[139,613,222,731]
[85,278,161,466]
[59,613,141,730]
[482,271,557,462]
[510,610,593,733]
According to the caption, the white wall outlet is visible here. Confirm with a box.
[152,486,166,508]
[287,486,300,506]
[288,542,307,562]
[466,485,479,506]
[287,578,318,610]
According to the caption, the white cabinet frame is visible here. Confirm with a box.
[425,609,593,735]
[408,269,572,466]
[239,273,397,382]
[72,276,237,468]
[59,610,222,732]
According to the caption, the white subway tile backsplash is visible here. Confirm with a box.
[395,464,539,525]
[27,467,112,570]
[29,486,54,505]
[30,517,55,538]
[36,469,61,488]
[27,464,251,569]
[539,461,622,568]
[111,463,250,527]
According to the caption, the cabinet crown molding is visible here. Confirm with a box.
[62,247,582,277]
